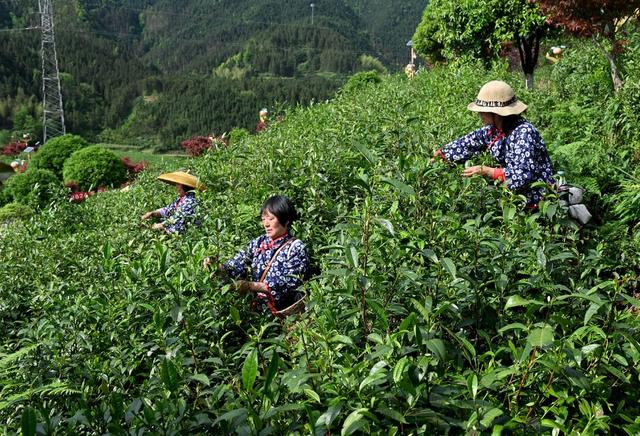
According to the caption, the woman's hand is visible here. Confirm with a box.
[462,165,494,178]
[203,256,225,272]
[202,256,214,270]
[142,210,159,221]
[233,280,268,294]
[151,222,165,231]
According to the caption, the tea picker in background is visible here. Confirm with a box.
[433,80,555,209]
[256,108,269,133]
[203,195,309,316]
[141,171,205,234]
[545,45,565,63]
[405,63,416,79]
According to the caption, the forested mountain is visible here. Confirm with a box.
[0,0,426,147]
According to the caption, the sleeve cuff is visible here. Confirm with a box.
[434,149,448,162]
[492,168,506,182]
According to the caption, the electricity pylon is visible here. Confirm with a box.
[39,0,65,143]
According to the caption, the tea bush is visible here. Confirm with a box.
[229,127,249,145]
[0,202,33,223]
[1,42,640,434]
[62,146,127,191]
[2,168,61,208]
[30,134,89,178]
[342,70,383,93]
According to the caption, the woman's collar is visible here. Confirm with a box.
[267,231,290,243]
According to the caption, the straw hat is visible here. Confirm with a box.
[157,171,206,191]
[467,80,528,116]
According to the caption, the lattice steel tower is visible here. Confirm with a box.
[39,0,65,142]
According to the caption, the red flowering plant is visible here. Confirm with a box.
[180,134,228,156]
[121,156,147,180]
[2,141,27,156]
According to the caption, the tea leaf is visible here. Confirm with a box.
[304,388,321,403]
[189,373,210,386]
[341,408,369,435]
[242,349,258,391]
[440,257,456,279]
[380,176,416,197]
[480,407,503,428]
[160,359,179,393]
[425,339,447,361]
[527,326,554,348]
[21,407,36,436]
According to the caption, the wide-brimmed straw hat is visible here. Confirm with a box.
[467,80,528,116]
[157,171,206,191]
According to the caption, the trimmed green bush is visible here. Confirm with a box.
[3,168,61,208]
[63,146,127,191]
[342,70,382,93]
[0,202,33,223]
[30,134,89,178]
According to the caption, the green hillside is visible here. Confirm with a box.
[0,0,425,146]
[1,29,640,432]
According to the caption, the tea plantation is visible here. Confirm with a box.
[1,47,640,433]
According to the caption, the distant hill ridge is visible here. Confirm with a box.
[0,0,426,145]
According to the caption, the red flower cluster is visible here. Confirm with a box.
[2,142,27,156]
[180,135,228,156]
[122,156,147,177]
[68,187,108,203]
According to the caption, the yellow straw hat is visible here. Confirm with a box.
[157,171,206,191]
[467,80,528,116]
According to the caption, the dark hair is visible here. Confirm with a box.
[178,183,196,193]
[501,114,522,135]
[260,195,298,227]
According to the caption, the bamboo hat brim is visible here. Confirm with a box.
[466,80,528,116]
[157,171,206,191]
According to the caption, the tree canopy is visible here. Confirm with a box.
[413,0,547,89]
[537,0,640,92]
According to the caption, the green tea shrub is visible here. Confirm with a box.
[0,185,10,206]
[229,127,249,145]
[610,169,640,224]
[342,70,382,93]
[0,202,33,223]
[618,76,640,133]
[63,146,127,191]
[550,41,611,103]
[30,134,89,178]
[3,168,60,208]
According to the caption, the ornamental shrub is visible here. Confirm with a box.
[3,168,60,208]
[2,141,26,156]
[0,202,33,223]
[342,70,382,93]
[63,146,127,191]
[30,134,89,178]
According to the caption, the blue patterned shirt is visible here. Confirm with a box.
[223,233,309,311]
[159,191,198,234]
[441,118,555,206]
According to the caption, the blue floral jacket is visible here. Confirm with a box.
[223,233,309,312]
[441,118,555,206]
[159,192,198,234]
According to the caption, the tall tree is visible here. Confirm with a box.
[413,0,547,89]
[537,0,640,93]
